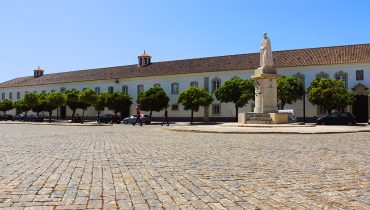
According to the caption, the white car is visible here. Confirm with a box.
[278,109,296,123]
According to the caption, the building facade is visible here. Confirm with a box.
[1,44,370,122]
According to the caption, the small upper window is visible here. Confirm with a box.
[190,81,198,87]
[171,83,179,95]
[122,85,128,93]
[1,93,5,100]
[212,78,221,92]
[9,92,13,100]
[334,71,348,89]
[95,87,101,95]
[137,85,144,95]
[108,87,114,94]
[356,70,364,81]
[17,92,21,99]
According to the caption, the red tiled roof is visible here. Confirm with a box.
[1,43,370,88]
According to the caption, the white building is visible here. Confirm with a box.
[1,44,370,122]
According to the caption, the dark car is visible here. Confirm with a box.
[97,114,121,124]
[123,114,151,124]
[0,114,14,121]
[316,112,356,125]
[15,114,25,121]
[25,114,44,122]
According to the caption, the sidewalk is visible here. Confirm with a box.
[166,122,370,134]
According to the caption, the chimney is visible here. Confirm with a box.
[33,66,44,78]
[138,51,152,67]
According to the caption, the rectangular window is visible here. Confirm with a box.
[108,86,114,94]
[356,70,364,80]
[212,79,221,92]
[171,104,179,111]
[190,81,198,87]
[137,85,144,95]
[9,92,13,100]
[122,85,128,93]
[171,83,179,95]
[1,93,5,100]
[212,104,221,115]
[95,87,101,95]
[17,92,21,99]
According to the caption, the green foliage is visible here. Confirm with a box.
[215,77,255,121]
[24,92,39,110]
[65,89,80,119]
[106,92,133,115]
[44,92,67,123]
[77,89,97,110]
[0,99,14,114]
[277,76,305,109]
[94,92,109,117]
[307,77,354,114]
[177,87,213,124]
[14,100,30,114]
[137,86,169,117]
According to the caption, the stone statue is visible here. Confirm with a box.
[260,32,274,70]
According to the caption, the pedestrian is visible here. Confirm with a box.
[162,109,169,126]
[133,107,142,126]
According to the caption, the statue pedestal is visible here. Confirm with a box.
[251,69,280,114]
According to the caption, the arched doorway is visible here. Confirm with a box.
[352,83,369,123]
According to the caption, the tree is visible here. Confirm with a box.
[77,89,97,123]
[137,86,169,117]
[215,77,255,121]
[24,92,39,111]
[177,87,213,124]
[0,99,14,114]
[277,76,305,109]
[44,92,67,123]
[65,90,80,121]
[94,92,109,118]
[307,77,354,114]
[106,92,133,115]
[14,99,30,116]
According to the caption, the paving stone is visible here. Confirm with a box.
[0,124,369,209]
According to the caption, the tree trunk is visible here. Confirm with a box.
[81,109,85,124]
[190,110,194,124]
[71,109,76,123]
[235,104,239,122]
[48,110,52,123]
[281,102,285,110]
[150,110,153,118]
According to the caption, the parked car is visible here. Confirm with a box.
[316,112,356,125]
[0,114,14,121]
[123,114,151,124]
[15,114,25,121]
[97,114,121,124]
[25,114,44,122]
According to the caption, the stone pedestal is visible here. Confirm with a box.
[251,68,279,114]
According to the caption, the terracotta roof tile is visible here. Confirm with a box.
[1,43,370,88]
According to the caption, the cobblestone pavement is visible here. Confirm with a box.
[0,124,369,210]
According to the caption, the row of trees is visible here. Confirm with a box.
[0,75,355,124]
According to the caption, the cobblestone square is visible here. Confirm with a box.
[0,123,369,209]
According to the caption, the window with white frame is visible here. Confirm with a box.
[108,86,114,94]
[1,93,5,100]
[212,78,221,92]
[334,71,348,89]
[17,92,21,99]
[190,81,198,87]
[9,92,13,100]
[171,83,179,95]
[137,85,144,95]
[122,85,128,93]
[95,87,101,95]
[212,104,221,115]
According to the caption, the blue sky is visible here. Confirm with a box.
[1,0,369,82]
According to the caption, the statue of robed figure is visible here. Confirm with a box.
[259,32,274,72]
